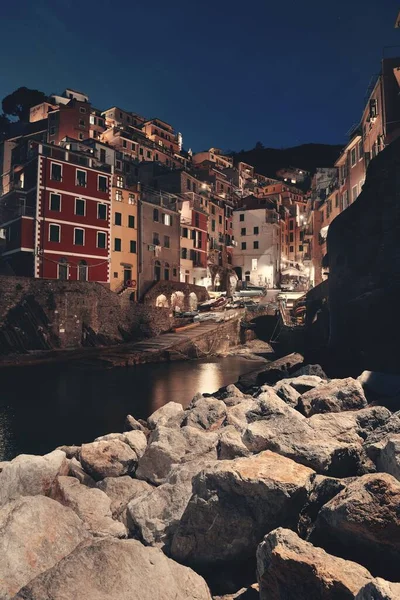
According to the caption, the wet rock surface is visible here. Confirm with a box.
[2,356,400,598]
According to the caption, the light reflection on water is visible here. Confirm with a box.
[0,356,264,460]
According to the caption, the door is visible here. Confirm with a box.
[78,260,88,281]
[124,268,132,286]
[58,258,68,281]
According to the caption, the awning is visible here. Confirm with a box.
[320,225,329,239]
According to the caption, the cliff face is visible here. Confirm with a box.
[327,138,400,374]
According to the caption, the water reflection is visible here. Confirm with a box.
[0,356,264,460]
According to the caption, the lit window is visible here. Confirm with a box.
[49,193,61,212]
[89,115,95,124]
[97,232,106,248]
[49,224,60,242]
[163,213,172,226]
[115,190,122,202]
[252,258,257,271]
[74,228,85,246]
[116,176,124,188]
[351,148,357,167]
[128,194,136,205]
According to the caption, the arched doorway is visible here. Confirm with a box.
[156,294,168,308]
[189,292,198,310]
[58,258,68,281]
[154,260,161,281]
[78,260,88,281]
[164,262,170,281]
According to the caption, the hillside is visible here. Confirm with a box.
[232,143,344,182]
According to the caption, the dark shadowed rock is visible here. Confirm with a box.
[125,414,148,433]
[356,578,400,599]
[56,445,81,459]
[97,476,152,522]
[0,450,68,506]
[298,474,349,538]
[309,473,400,581]
[358,371,400,399]
[256,353,304,386]
[363,411,400,464]
[377,435,400,481]
[14,538,212,600]
[0,495,88,600]
[136,425,218,485]
[213,384,249,406]
[171,450,314,570]
[257,528,373,600]
[299,377,367,417]
[147,402,185,429]
[290,363,329,379]
[50,475,127,538]
[183,397,227,430]
[80,439,138,480]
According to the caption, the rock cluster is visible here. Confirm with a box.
[2,358,400,599]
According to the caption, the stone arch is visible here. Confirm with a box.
[155,294,168,308]
[189,292,198,310]
[171,290,184,312]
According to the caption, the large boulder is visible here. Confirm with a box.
[183,397,227,431]
[218,426,251,459]
[94,431,147,458]
[136,426,218,485]
[310,473,400,581]
[242,391,364,476]
[147,402,185,430]
[0,495,88,600]
[290,363,329,379]
[125,414,148,433]
[363,411,400,464]
[257,528,373,600]
[80,439,138,480]
[67,457,96,487]
[128,459,217,551]
[50,475,127,538]
[376,435,400,481]
[171,450,314,570]
[272,381,301,408]
[256,353,305,386]
[298,474,349,538]
[356,578,400,599]
[14,538,212,600]
[279,375,325,394]
[299,377,367,417]
[308,406,391,445]
[0,450,68,506]
[96,476,152,522]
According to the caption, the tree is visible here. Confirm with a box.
[2,87,48,122]
[254,141,264,150]
[0,114,10,141]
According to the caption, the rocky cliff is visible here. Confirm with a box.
[1,356,400,599]
[328,139,400,374]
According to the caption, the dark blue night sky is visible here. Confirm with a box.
[1,0,400,151]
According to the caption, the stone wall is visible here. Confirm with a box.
[142,281,209,310]
[0,276,174,354]
[327,138,400,374]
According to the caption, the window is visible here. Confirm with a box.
[128,215,135,228]
[58,258,68,280]
[335,193,339,208]
[78,260,88,281]
[130,240,137,253]
[154,261,161,281]
[342,190,349,210]
[164,263,170,280]
[122,140,127,149]
[49,126,56,136]
[299,245,303,251]
[181,247,188,259]
[219,215,222,224]
[128,194,135,205]
[76,169,87,187]
[370,98,378,118]
[80,107,86,114]
[289,233,294,242]
[239,214,244,222]
[241,228,246,236]
[98,175,108,192]
[186,179,191,190]
[147,151,151,158]
[289,220,294,230]
[173,268,177,277]
[358,140,364,161]
[153,232,160,245]
[114,238,121,251]
[163,213,172,226]
[139,148,144,155]
[131,143,136,151]
[116,176,124,188]
[241,242,246,250]
[90,115,95,124]
[164,235,170,248]
[49,224,60,243]
[78,133,84,141]
[289,246,294,252]
[211,205,216,215]
[253,226,259,235]
[97,232,106,249]
[79,119,85,126]
[51,163,62,181]
[182,227,188,238]
[98,204,107,220]
[253,241,259,249]
[352,185,358,202]
[115,190,122,202]
[212,219,216,232]
[252,258,257,271]
[153,208,159,222]
[75,198,85,216]
[49,193,61,211]
[115,212,122,226]
[74,228,84,246]
[351,148,356,167]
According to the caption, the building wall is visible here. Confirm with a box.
[232,208,280,287]
[110,179,139,293]
[48,100,90,145]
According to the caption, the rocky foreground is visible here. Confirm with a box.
[1,353,400,599]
